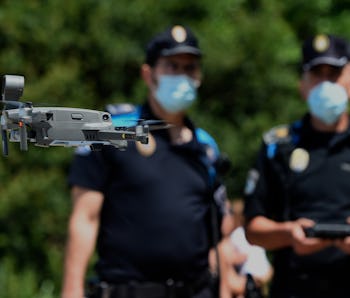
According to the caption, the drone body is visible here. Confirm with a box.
[0,75,152,156]
[3,106,148,150]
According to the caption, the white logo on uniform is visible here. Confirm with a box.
[289,148,310,172]
[340,162,350,172]
[244,169,260,195]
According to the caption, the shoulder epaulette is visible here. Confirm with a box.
[263,124,292,159]
[263,124,291,145]
[262,121,303,159]
[195,128,220,163]
[195,128,220,186]
[105,103,141,127]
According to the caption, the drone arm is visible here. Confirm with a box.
[1,129,8,156]
[96,130,134,141]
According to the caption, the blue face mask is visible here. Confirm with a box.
[307,81,348,125]
[155,75,198,113]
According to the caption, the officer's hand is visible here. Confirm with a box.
[209,238,247,275]
[334,217,350,254]
[334,237,350,254]
[291,218,333,255]
[219,238,247,266]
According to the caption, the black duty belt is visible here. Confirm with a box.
[86,273,212,298]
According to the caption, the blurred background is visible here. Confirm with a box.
[1,0,350,297]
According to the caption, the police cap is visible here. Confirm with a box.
[145,25,202,66]
[302,34,349,71]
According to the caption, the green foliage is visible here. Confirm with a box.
[0,257,57,298]
[0,0,350,296]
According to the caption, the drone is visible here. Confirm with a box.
[0,75,166,156]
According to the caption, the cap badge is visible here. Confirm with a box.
[136,133,156,157]
[313,34,330,53]
[289,148,309,172]
[171,25,187,43]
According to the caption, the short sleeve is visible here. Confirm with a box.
[68,147,109,192]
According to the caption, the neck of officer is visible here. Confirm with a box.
[310,112,349,133]
[148,95,193,145]
[148,94,186,126]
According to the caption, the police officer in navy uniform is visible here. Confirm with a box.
[244,34,350,298]
[61,25,226,298]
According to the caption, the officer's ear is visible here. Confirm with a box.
[299,72,309,101]
[141,64,154,88]
[338,63,350,97]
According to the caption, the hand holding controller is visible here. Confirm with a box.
[303,223,350,239]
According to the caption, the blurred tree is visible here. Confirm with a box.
[0,0,350,296]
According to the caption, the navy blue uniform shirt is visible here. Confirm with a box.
[244,114,350,297]
[68,104,216,283]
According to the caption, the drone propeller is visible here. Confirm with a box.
[112,118,173,131]
[138,119,166,126]
[139,120,173,131]
[106,103,173,131]
[0,99,32,110]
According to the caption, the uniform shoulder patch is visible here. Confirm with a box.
[75,145,92,156]
[263,124,291,145]
[195,128,220,162]
[105,103,140,127]
[105,103,136,115]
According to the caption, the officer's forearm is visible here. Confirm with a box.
[61,208,100,298]
[245,215,294,250]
